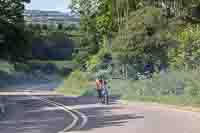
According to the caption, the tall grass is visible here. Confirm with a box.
[56,70,94,96]
[108,70,200,106]
[56,68,200,107]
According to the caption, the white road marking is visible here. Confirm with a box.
[40,97,88,131]
[32,96,79,132]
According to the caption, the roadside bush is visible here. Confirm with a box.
[86,48,110,72]
[14,63,31,73]
[0,60,14,73]
[108,70,200,101]
[56,70,93,95]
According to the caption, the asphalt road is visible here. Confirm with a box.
[1,95,200,133]
[0,95,74,133]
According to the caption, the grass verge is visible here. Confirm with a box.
[56,70,95,96]
[56,70,200,109]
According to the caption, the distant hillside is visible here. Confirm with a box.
[24,10,80,25]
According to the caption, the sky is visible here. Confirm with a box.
[26,0,71,12]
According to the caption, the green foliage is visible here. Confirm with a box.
[0,0,31,62]
[29,60,76,70]
[0,0,30,23]
[42,24,48,30]
[65,24,78,31]
[167,24,200,69]
[0,60,15,73]
[0,21,32,62]
[35,24,42,31]
[57,24,63,30]
[112,5,200,70]
[62,0,200,107]
[73,51,89,66]
[112,7,170,67]
[14,63,31,72]
[71,0,113,67]
[95,0,113,35]
[57,69,93,95]
[86,48,110,71]
[104,70,200,106]
[109,70,200,97]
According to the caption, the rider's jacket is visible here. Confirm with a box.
[96,79,106,90]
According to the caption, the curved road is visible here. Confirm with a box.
[0,95,200,133]
[0,95,75,133]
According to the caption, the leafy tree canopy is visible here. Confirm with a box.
[0,0,31,63]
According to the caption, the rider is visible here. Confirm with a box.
[96,77,103,99]
[96,75,108,96]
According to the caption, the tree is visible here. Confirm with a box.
[42,24,48,30]
[70,0,115,71]
[71,0,113,46]
[0,0,30,23]
[58,23,63,30]
[65,24,78,31]
[0,0,31,63]
[35,24,42,31]
[70,0,200,72]
[27,23,33,29]
[0,20,32,62]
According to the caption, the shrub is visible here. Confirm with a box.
[109,70,200,98]
[56,69,93,95]
[14,63,31,73]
